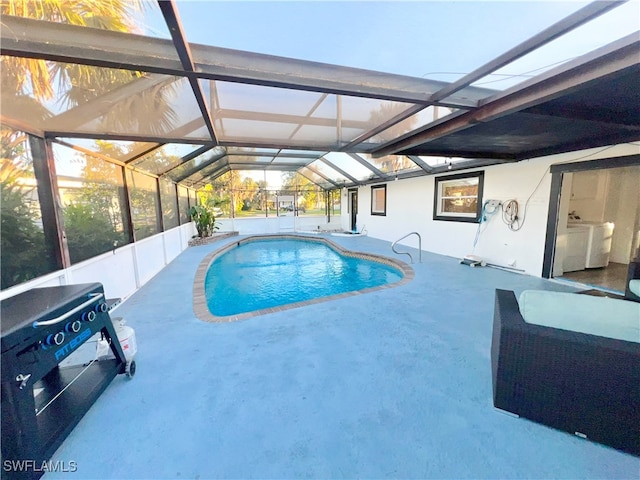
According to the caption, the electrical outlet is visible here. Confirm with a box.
[486,199,501,209]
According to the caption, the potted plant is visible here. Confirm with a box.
[189,205,219,238]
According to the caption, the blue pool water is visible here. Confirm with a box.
[204,238,403,316]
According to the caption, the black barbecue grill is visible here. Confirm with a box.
[1,283,133,480]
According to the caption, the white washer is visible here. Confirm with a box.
[568,221,615,268]
[563,225,589,272]
[585,222,615,268]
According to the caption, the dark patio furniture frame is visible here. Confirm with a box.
[625,259,640,302]
[491,289,640,456]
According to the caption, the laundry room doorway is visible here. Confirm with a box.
[549,161,640,293]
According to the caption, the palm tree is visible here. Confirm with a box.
[1,0,178,138]
[2,0,144,100]
[0,1,179,286]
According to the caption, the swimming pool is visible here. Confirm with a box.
[193,235,413,321]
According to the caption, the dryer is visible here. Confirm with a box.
[565,221,615,269]
[585,222,615,268]
[563,225,589,272]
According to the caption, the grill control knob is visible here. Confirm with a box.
[82,310,96,322]
[95,302,108,313]
[65,320,81,333]
[45,332,65,346]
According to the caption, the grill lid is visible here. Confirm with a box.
[1,283,103,353]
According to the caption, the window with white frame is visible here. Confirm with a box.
[371,184,386,216]
[433,171,484,222]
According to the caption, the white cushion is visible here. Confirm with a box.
[629,279,640,297]
[518,290,640,343]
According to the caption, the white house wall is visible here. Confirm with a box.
[607,166,640,263]
[568,170,610,221]
[353,163,550,275]
[350,144,640,278]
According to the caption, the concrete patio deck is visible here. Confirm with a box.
[46,235,639,479]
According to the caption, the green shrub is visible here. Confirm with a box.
[189,205,219,238]
[63,203,126,264]
[0,176,53,288]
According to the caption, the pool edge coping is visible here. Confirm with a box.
[192,233,415,323]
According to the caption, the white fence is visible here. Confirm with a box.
[0,214,344,302]
[0,223,196,302]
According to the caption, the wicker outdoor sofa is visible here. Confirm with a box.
[625,259,640,302]
[491,289,640,456]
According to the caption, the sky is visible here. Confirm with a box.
[142,0,639,86]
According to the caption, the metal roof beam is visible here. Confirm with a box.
[159,146,217,178]
[42,131,208,145]
[216,108,371,129]
[156,146,219,177]
[318,157,361,185]
[122,142,163,161]
[304,165,340,188]
[516,134,640,161]
[0,15,183,73]
[347,153,389,180]
[49,74,171,131]
[158,0,218,145]
[275,151,328,159]
[50,138,180,179]
[404,150,520,160]
[407,155,434,174]
[190,164,231,187]
[369,109,468,156]
[43,116,210,145]
[298,171,330,190]
[50,138,164,167]
[523,104,640,129]
[0,115,44,137]
[228,163,303,170]
[287,93,329,140]
[374,34,640,157]
[190,46,491,107]
[52,139,127,167]
[124,143,167,164]
[219,140,342,151]
[428,158,518,174]
[340,104,427,150]
[182,145,220,163]
[173,150,227,183]
[478,33,640,109]
[0,15,494,108]
[429,0,626,103]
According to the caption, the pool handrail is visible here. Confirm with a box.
[392,232,422,264]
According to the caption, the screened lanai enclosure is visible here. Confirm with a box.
[1,0,639,291]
